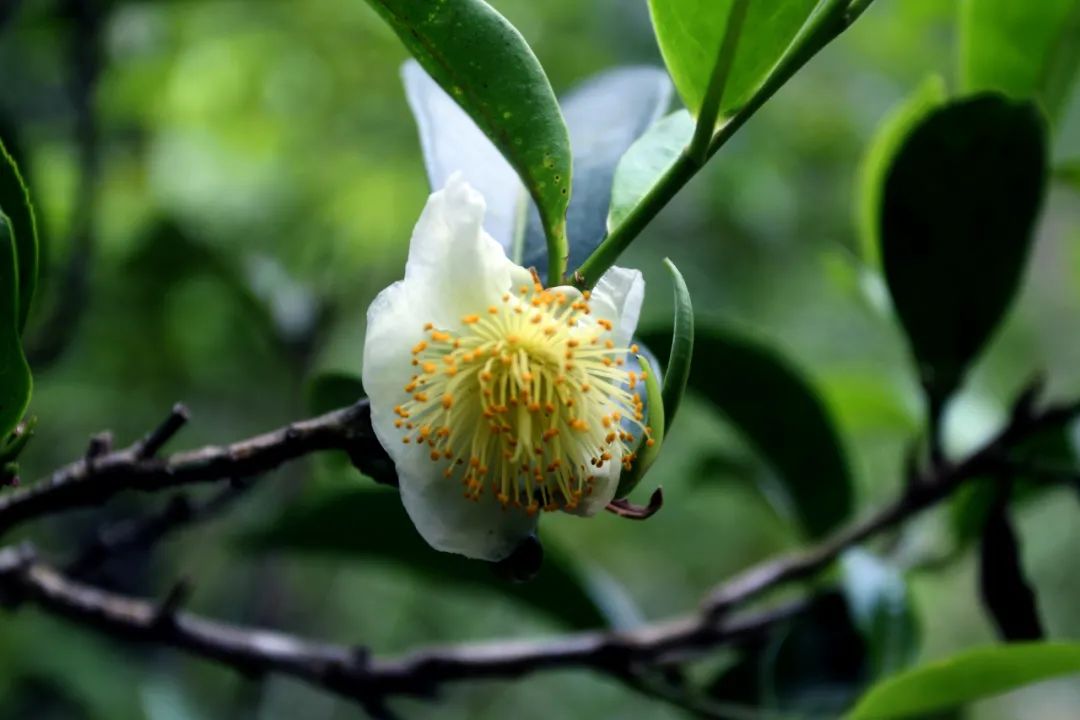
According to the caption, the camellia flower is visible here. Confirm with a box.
[363,173,651,560]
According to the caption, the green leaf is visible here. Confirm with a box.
[880,95,1047,404]
[366,0,571,279]
[0,218,31,442]
[647,0,818,116]
[660,258,693,429]
[856,75,947,266]
[840,550,920,679]
[959,0,1080,124]
[307,371,365,416]
[241,486,606,629]
[639,324,852,538]
[847,643,1080,719]
[607,110,694,234]
[0,137,38,334]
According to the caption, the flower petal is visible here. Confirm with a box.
[403,173,522,330]
[591,266,645,347]
[567,453,622,517]
[399,468,538,561]
[362,280,424,465]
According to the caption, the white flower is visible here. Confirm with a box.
[363,174,647,561]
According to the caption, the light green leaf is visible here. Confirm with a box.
[607,110,693,233]
[647,0,818,116]
[0,138,37,334]
[365,0,571,280]
[0,218,31,442]
[960,0,1080,124]
[856,75,947,266]
[660,258,693,429]
[848,643,1080,719]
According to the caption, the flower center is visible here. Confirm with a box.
[393,278,650,515]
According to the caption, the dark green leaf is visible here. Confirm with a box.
[978,483,1044,641]
[607,110,694,235]
[856,75,946,266]
[640,324,852,538]
[960,0,1080,124]
[306,371,365,416]
[710,593,869,714]
[365,0,571,274]
[0,137,38,334]
[520,67,673,278]
[0,218,31,442]
[841,550,920,678]
[880,95,1047,404]
[847,643,1080,719]
[240,486,606,629]
[647,0,818,115]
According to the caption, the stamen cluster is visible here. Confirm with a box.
[393,277,651,515]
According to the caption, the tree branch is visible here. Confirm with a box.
[0,543,804,704]
[0,400,386,539]
[0,397,1074,712]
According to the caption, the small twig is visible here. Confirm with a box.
[65,479,256,578]
[134,403,190,459]
[0,399,384,539]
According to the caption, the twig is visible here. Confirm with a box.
[0,400,385,539]
[701,398,1080,618]
[134,403,190,459]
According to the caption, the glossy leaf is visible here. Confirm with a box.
[959,0,1080,123]
[640,324,852,538]
[401,60,524,251]
[607,110,694,233]
[880,95,1047,404]
[841,550,920,679]
[0,137,37,334]
[0,219,31,443]
[519,67,673,278]
[660,258,693,429]
[848,643,1080,719]
[241,486,606,629]
[647,0,818,115]
[978,486,1044,641]
[366,0,571,272]
[855,75,947,266]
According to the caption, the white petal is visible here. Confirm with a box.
[362,280,424,459]
[399,469,538,561]
[403,173,520,329]
[591,266,645,347]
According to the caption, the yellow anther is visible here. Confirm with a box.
[412,341,428,354]
[462,314,480,324]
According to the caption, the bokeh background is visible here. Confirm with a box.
[2,0,1080,717]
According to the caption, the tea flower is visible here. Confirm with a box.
[363,174,649,560]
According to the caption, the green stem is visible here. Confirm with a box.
[574,0,872,289]
[547,220,568,286]
[687,0,750,164]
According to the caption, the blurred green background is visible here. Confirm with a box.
[2,0,1080,717]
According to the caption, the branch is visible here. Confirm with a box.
[0,544,804,705]
[0,397,1073,713]
[0,400,386,539]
